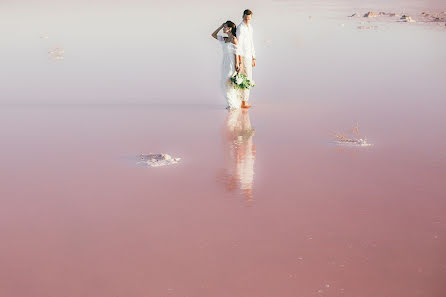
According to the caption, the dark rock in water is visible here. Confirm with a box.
[364,11,378,18]
[401,15,415,22]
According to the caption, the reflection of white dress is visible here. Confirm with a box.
[218,36,242,109]
[222,109,256,200]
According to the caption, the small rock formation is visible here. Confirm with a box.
[139,153,181,167]
[363,11,378,18]
[401,15,415,22]
[350,10,445,25]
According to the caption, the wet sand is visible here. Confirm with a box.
[1,1,446,297]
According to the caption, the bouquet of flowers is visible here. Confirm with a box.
[230,73,256,90]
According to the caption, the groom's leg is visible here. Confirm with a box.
[242,56,253,102]
[245,56,253,80]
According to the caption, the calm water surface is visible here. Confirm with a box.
[1,1,446,296]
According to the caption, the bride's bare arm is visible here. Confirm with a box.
[236,55,241,72]
[211,23,225,40]
[233,38,240,72]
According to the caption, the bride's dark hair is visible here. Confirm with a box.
[225,20,237,37]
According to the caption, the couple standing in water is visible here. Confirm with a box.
[211,9,256,110]
[212,9,257,200]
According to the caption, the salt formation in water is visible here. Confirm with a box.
[138,153,181,167]
[348,10,446,26]
[332,123,372,146]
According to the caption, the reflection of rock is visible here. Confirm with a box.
[363,11,377,18]
[264,39,273,47]
[139,153,181,167]
[48,47,64,60]
[358,25,378,30]
[382,12,399,17]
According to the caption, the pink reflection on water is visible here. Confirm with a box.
[0,102,446,297]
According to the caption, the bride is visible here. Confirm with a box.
[211,21,242,110]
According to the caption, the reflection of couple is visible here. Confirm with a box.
[211,9,256,110]
[220,109,256,201]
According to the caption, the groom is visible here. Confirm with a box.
[236,9,256,109]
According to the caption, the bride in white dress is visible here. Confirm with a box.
[211,21,242,109]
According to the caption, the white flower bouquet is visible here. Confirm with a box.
[230,73,256,90]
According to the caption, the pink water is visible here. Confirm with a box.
[1,1,446,297]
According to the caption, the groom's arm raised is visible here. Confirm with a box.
[211,23,225,40]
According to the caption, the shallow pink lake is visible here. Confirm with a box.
[1,1,446,297]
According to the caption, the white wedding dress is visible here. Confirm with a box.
[218,36,242,109]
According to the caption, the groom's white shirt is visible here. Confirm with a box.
[236,22,256,59]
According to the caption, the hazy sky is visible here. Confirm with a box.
[1,0,445,104]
